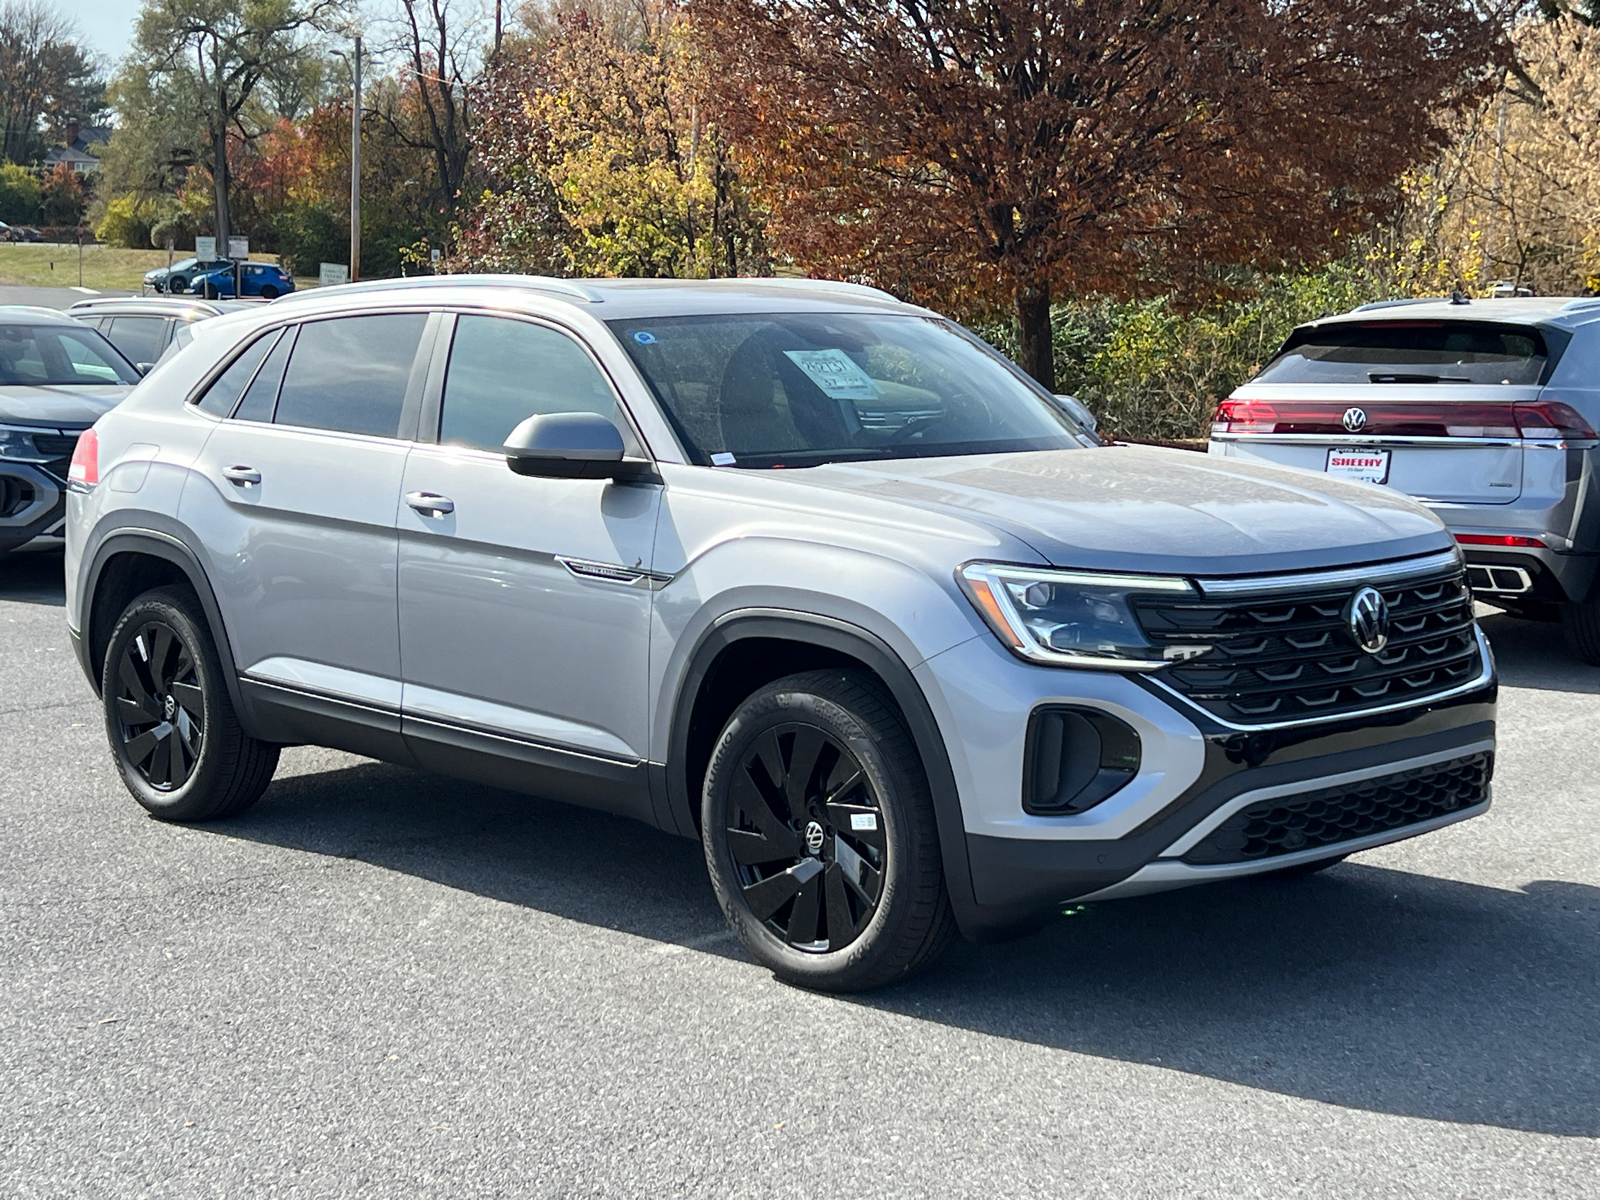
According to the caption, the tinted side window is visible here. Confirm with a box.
[194,331,279,417]
[234,328,293,422]
[105,316,169,366]
[274,314,427,438]
[440,316,622,453]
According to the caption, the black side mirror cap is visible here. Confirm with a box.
[135,362,154,376]
[503,412,656,481]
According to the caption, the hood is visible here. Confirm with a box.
[0,384,131,427]
[798,445,1454,575]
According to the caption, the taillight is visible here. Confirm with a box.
[1511,401,1597,443]
[1214,398,1596,444]
[1455,533,1547,548]
[67,428,98,491]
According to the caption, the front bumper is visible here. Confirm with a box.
[916,631,1496,935]
[0,461,66,553]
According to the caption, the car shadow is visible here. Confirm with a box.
[213,755,1600,1139]
[0,552,65,606]
[1478,608,1600,694]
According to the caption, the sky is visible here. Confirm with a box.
[57,0,142,64]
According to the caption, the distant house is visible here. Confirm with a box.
[42,123,109,173]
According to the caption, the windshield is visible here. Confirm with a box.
[1255,320,1552,386]
[608,312,1086,467]
[0,323,140,386]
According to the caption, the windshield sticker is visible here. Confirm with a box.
[710,451,737,466]
[782,349,881,401]
[633,330,659,345]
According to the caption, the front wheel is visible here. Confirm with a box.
[701,670,955,992]
[102,586,278,821]
[167,277,186,294]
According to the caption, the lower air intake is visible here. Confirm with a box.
[1182,753,1492,865]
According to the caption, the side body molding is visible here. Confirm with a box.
[664,609,985,937]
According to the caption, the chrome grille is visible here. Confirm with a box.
[1136,560,1482,726]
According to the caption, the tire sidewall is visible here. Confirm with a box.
[102,591,232,820]
[702,682,923,990]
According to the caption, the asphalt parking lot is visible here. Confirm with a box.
[2,548,1597,1198]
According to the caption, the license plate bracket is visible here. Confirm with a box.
[1325,447,1391,485]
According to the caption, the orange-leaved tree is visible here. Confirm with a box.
[692,0,1509,388]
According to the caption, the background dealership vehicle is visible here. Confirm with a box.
[68,295,257,369]
[187,262,295,300]
[1211,297,1600,660]
[1,307,138,554]
[65,277,1496,991]
[142,257,234,294]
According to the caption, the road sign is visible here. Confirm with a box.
[194,236,216,260]
[228,237,249,260]
[319,262,350,287]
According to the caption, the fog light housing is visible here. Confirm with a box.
[1023,707,1141,816]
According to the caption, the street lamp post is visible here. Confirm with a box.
[331,36,362,282]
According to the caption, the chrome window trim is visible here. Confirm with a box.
[1212,433,1524,448]
[1191,548,1461,598]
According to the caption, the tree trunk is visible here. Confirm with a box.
[212,125,231,251]
[1015,282,1054,392]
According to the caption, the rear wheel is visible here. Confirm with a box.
[102,586,278,821]
[701,670,955,992]
[259,284,279,300]
[1561,592,1600,666]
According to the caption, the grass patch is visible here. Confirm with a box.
[0,244,300,291]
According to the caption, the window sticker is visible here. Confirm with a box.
[710,451,737,466]
[633,330,659,345]
[782,349,881,401]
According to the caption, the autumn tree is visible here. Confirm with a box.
[693,0,1509,388]
[0,1,105,165]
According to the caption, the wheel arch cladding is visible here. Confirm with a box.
[84,533,249,721]
[669,612,982,930]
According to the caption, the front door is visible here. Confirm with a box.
[395,313,661,816]
[181,312,432,718]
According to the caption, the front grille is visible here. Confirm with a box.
[32,433,81,458]
[1136,562,1482,726]
[1183,753,1491,865]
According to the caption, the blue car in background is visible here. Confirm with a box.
[189,261,295,299]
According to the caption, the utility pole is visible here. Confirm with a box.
[350,34,362,282]
[334,36,362,282]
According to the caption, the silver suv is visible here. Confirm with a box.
[1211,296,1600,660]
[65,277,1497,991]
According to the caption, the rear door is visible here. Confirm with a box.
[181,312,434,713]
[103,315,172,368]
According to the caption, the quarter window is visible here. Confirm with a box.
[234,329,293,422]
[104,316,169,366]
[439,315,626,454]
[194,331,278,417]
[274,314,428,438]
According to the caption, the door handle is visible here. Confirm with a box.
[405,491,455,518]
[222,465,261,487]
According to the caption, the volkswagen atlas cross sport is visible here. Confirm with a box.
[64,276,1497,991]
[1210,296,1600,662]
[1,307,140,556]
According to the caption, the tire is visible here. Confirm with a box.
[702,669,956,992]
[1561,592,1600,666]
[201,280,218,300]
[259,285,279,300]
[1257,853,1347,880]
[167,277,186,294]
[101,586,278,822]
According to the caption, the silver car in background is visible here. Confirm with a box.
[65,277,1496,991]
[1211,297,1600,659]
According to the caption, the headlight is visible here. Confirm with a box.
[957,562,1203,670]
[0,425,52,463]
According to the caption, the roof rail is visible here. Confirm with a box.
[1561,297,1600,313]
[275,274,605,305]
[735,277,899,302]
[1351,298,1440,313]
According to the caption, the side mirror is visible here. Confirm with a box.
[135,362,154,376]
[503,411,653,480]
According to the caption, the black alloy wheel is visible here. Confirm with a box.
[727,723,886,953]
[113,619,205,791]
[102,586,279,821]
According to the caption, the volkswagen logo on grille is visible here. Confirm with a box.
[1346,586,1390,654]
[1342,406,1368,433]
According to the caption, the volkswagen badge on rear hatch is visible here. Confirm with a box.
[1342,407,1368,433]
[1346,586,1390,653]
